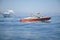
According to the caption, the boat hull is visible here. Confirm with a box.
[20,17,51,22]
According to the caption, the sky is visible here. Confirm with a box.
[0,0,60,14]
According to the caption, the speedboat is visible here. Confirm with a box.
[0,9,14,18]
[20,16,51,22]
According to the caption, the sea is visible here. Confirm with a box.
[0,14,60,40]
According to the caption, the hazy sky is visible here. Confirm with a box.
[0,0,60,13]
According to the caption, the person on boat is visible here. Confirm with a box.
[32,13,41,18]
[36,13,41,18]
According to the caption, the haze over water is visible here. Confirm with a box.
[0,0,60,40]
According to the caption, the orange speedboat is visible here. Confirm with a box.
[20,16,51,22]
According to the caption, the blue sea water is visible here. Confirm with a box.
[0,15,60,40]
